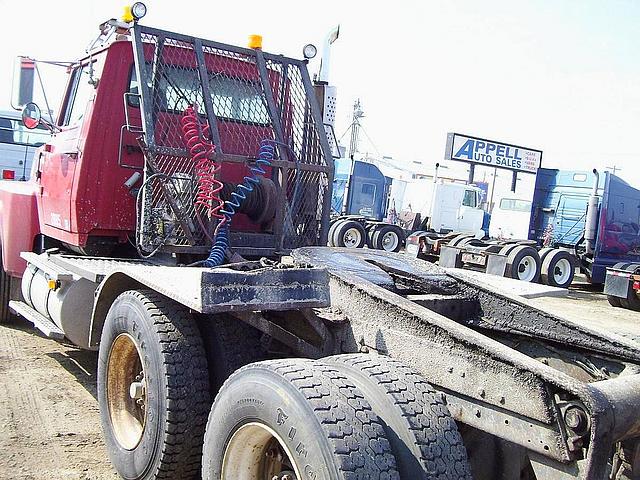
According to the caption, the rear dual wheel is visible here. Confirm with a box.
[540,250,575,288]
[203,356,471,479]
[502,245,541,283]
[372,225,403,252]
[331,220,366,248]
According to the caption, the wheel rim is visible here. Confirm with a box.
[517,255,537,282]
[221,422,300,480]
[343,227,362,248]
[106,333,146,450]
[553,258,572,285]
[381,231,399,251]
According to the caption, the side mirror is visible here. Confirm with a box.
[22,102,42,130]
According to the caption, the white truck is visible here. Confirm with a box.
[330,171,486,251]
[0,110,50,181]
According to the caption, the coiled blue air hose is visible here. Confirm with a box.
[202,140,275,267]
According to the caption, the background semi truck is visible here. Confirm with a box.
[408,167,640,288]
[2,5,640,480]
[329,157,485,251]
[0,109,50,181]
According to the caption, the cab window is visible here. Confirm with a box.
[499,198,532,212]
[63,63,96,126]
[462,190,477,208]
[360,183,376,207]
[128,65,270,125]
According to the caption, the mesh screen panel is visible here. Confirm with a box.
[132,26,333,255]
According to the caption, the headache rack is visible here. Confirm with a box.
[130,25,334,257]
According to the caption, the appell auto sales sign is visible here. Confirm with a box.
[444,133,542,174]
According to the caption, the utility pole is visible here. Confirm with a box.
[343,99,365,214]
[606,165,621,176]
[348,99,364,160]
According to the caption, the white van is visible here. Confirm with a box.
[0,110,50,180]
[489,197,532,240]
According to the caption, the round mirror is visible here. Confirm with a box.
[21,102,41,130]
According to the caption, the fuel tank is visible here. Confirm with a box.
[21,264,97,348]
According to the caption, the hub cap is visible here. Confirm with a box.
[222,422,300,480]
[381,231,399,251]
[342,227,362,248]
[517,255,537,282]
[106,333,146,450]
[553,258,572,285]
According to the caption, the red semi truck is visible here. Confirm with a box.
[3,5,640,480]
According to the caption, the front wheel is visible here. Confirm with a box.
[202,359,399,480]
[98,289,210,480]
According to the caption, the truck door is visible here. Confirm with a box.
[40,62,96,233]
[458,189,484,232]
[554,194,588,245]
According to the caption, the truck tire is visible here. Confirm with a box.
[0,246,11,323]
[366,224,379,248]
[202,359,398,480]
[372,225,403,252]
[449,234,474,248]
[327,219,343,247]
[538,247,554,265]
[98,289,210,480]
[540,249,575,288]
[323,354,472,480]
[607,295,622,308]
[505,246,541,282]
[334,220,366,249]
[624,285,640,311]
[199,313,268,394]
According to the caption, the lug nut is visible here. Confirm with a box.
[564,406,589,435]
[129,381,145,400]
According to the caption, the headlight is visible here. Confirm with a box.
[303,44,317,60]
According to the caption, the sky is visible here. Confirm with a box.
[1,0,639,198]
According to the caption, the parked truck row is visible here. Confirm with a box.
[1,5,640,480]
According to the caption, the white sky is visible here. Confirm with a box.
[1,0,639,198]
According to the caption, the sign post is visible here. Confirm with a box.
[444,133,542,192]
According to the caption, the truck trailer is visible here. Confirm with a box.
[2,5,640,480]
[408,167,640,288]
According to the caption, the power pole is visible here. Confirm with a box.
[348,99,364,160]
[343,99,365,214]
[606,165,621,176]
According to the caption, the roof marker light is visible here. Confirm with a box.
[248,35,263,50]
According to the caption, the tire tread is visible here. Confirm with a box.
[110,289,210,480]
[226,359,399,479]
[325,354,472,479]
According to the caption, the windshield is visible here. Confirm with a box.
[499,198,532,212]
[0,116,49,147]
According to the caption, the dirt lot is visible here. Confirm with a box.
[0,275,639,479]
[0,321,118,479]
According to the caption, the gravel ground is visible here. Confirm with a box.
[0,271,638,479]
[0,321,118,479]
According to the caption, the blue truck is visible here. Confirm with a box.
[530,168,640,284]
[411,167,640,288]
